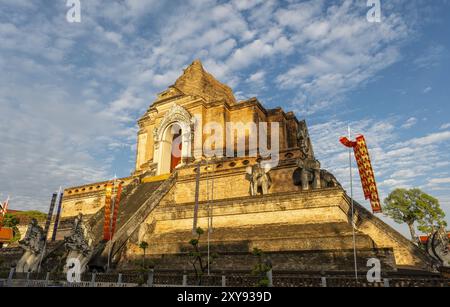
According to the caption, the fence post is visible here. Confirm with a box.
[26,271,31,287]
[90,273,96,287]
[7,267,15,287]
[321,277,327,288]
[147,269,154,287]
[45,272,50,287]
[117,274,123,285]
[182,275,187,286]
[266,270,273,287]
[222,275,226,287]
[383,278,390,288]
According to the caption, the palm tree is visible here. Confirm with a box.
[139,241,149,268]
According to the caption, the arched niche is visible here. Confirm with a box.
[154,105,194,175]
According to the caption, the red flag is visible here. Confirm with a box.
[340,135,382,214]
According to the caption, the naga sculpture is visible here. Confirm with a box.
[64,213,92,257]
[64,213,94,273]
[246,162,272,196]
[16,218,45,272]
[426,226,450,268]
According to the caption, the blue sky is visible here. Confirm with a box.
[0,0,449,237]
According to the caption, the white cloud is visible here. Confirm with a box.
[414,45,446,69]
[401,117,417,129]
[404,131,450,146]
[247,70,265,84]
[423,86,432,94]
[427,178,450,185]
[273,1,411,115]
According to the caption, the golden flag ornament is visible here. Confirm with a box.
[340,135,382,214]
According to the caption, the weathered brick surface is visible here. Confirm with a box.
[120,249,397,273]
[55,60,434,274]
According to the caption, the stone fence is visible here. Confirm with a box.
[0,269,448,287]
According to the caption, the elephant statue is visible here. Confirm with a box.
[294,159,321,190]
[246,163,272,196]
[320,169,341,188]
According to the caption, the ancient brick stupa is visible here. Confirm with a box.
[27,60,435,273]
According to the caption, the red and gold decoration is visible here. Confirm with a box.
[110,182,123,239]
[340,135,382,214]
[103,183,114,241]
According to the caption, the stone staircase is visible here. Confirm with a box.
[88,172,178,270]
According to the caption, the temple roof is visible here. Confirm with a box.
[159,60,237,105]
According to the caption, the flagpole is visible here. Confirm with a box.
[348,126,358,283]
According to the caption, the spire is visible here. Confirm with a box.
[173,60,237,105]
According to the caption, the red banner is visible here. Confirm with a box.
[103,183,113,241]
[340,135,382,214]
[110,183,123,239]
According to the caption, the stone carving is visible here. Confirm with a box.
[64,213,92,257]
[19,219,45,255]
[154,104,194,172]
[156,104,192,141]
[426,226,450,268]
[63,213,95,274]
[320,169,341,188]
[297,121,311,157]
[153,127,159,142]
[293,159,341,191]
[246,162,272,196]
[295,159,321,191]
[16,218,45,272]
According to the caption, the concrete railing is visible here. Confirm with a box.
[1,268,448,288]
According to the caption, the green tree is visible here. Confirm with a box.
[384,188,447,242]
[139,241,149,268]
[251,248,272,287]
[416,193,447,236]
[188,227,218,286]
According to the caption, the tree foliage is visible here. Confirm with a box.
[416,193,447,235]
[251,248,272,287]
[188,227,218,286]
[139,241,149,269]
[384,188,447,241]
